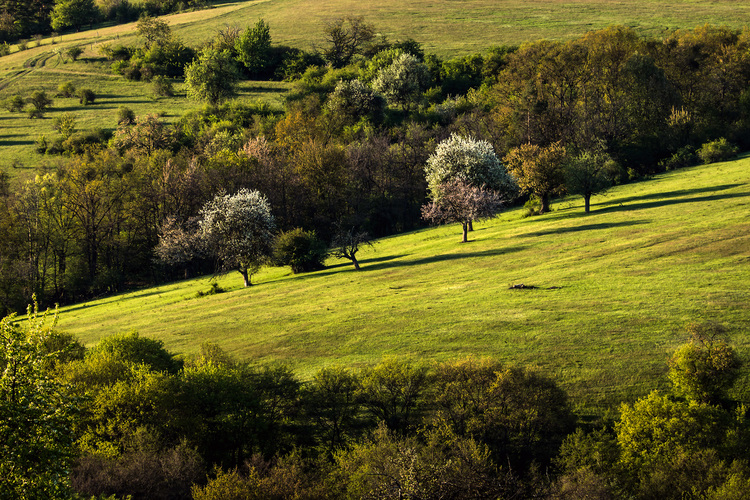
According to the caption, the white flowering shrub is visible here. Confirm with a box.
[199,188,275,286]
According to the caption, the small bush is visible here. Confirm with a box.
[66,46,84,61]
[61,129,111,155]
[57,81,76,97]
[28,90,52,112]
[522,196,542,217]
[117,106,135,125]
[273,228,328,273]
[53,113,77,138]
[5,95,25,112]
[668,322,741,404]
[17,39,28,51]
[196,282,225,298]
[659,146,698,171]
[0,42,10,56]
[697,138,739,164]
[152,75,174,97]
[26,106,44,118]
[78,88,96,105]
[35,135,48,154]
[99,43,133,61]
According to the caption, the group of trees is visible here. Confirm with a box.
[0,0,204,41]
[3,312,747,499]
[1,21,748,311]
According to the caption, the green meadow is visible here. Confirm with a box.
[55,157,750,416]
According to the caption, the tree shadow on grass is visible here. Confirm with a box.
[281,245,527,281]
[540,183,747,223]
[598,183,745,208]
[61,288,169,314]
[520,220,650,237]
[361,245,528,272]
[597,190,749,214]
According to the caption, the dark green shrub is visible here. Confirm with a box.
[78,88,96,105]
[659,146,698,171]
[61,128,111,155]
[66,46,84,61]
[28,90,52,113]
[697,138,739,164]
[94,330,182,374]
[117,106,135,125]
[57,81,76,97]
[272,228,327,273]
[0,42,10,56]
[152,75,174,97]
[99,43,133,61]
[195,281,225,297]
[5,95,25,112]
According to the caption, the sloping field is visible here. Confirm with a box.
[56,157,750,416]
[172,0,750,55]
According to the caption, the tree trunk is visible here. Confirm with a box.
[468,219,474,232]
[239,268,251,287]
[539,192,550,214]
[352,256,360,270]
[462,221,469,243]
[584,193,591,213]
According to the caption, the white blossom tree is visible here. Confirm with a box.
[423,134,516,239]
[421,179,503,243]
[199,189,275,287]
[425,134,518,199]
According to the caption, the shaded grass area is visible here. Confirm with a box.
[56,157,750,417]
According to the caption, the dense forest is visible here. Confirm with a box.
[2,309,748,499]
[1,18,749,314]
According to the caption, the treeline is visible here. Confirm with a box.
[1,22,749,313]
[0,0,206,43]
[3,312,748,499]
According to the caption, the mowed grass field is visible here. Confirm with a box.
[55,157,750,417]
[2,0,750,176]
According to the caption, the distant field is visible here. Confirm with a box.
[169,0,750,56]
[55,157,750,417]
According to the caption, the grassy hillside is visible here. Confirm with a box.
[177,0,750,56]
[55,157,750,416]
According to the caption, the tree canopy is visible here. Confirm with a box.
[185,47,240,105]
[198,188,276,286]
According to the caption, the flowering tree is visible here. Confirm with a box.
[423,134,515,240]
[199,189,275,287]
[422,179,503,243]
[425,134,517,200]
